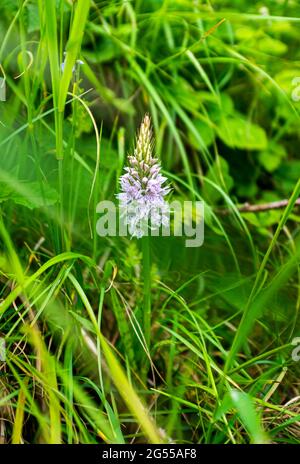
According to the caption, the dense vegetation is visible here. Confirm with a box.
[1,0,300,444]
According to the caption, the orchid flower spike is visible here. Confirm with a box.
[117,114,171,238]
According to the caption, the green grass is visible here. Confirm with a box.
[0,0,300,444]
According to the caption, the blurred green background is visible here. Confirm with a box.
[1,0,300,445]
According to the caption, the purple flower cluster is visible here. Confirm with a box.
[117,115,170,238]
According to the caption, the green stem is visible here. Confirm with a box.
[58,157,64,251]
[56,110,64,252]
[142,235,151,350]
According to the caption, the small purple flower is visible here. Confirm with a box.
[117,114,171,238]
[61,52,84,74]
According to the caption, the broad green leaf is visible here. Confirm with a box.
[0,181,58,209]
[258,142,286,172]
[216,114,267,150]
[258,37,287,56]
[235,26,256,41]
[188,119,215,149]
